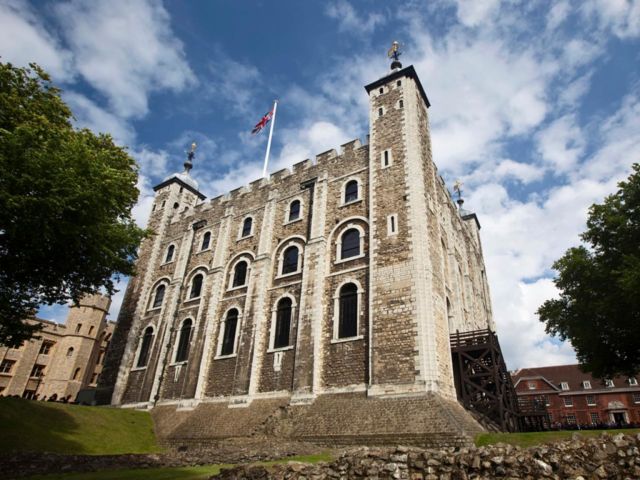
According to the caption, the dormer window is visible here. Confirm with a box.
[582,380,592,389]
[560,382,569,391]
[629,377,638,386]
[604,379,614,388]
[527,381,536,390]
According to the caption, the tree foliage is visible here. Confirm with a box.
[0,62,147,346]
[538,164,640,377]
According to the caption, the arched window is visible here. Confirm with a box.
[288,200,301,221]
[72,368,81,380]
[274,298,292,349]
[189,274,203,299]
[165,245,175,263]
[136,326,154,368]
[341,228,360,259]
[232,261,248,288]
[201,232,211,250]
[152,284,166,309]
[344,180,359,203]
[175,319,193,362]
[338,283,358,339]
[66,347,74,357]
[282,246,299,275]
[241,217,252,237]
[220,309,239,356]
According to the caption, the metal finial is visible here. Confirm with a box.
[184,142,197,173]
[453,180,464,208]
[387,41,403,70]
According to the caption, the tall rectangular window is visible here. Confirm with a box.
[590,412,600,424]
[387,214,398,236]
[563,397,573,407]
[39,341,54,355]
[586,395,596,406]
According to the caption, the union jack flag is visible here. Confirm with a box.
[251,110,274,134]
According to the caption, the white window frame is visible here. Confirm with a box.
[629,377,638,386]
[335,223,366,264]
[171,318,194,365]
[331,278,365,343]
[605,379,614,388]
[215,307,243,359]
[276,240,304,278]
[131,323,156,371]
[527,381,536,390]
[582,380,592,389]
[560,382,569,391]
[284,197,304,224]
[586,395,596,406]
[148,280,170,311]
[381,149,393,169]
[590,412,600,424]
[632,393,640,404]
[227,257,251,291]
[162,243,177,265]
[341,177,363,206]
[387,213,398,236]
[199,230,212,252]
[268,294,297,353]
[185,270,206,301]
[238,216,254,239]
[563,396,573,407]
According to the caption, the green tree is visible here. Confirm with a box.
[538,164,640,377]
[0,62,147,347]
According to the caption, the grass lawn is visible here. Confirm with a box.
[0,397,162,455]
[24,454,334,480]
[475,428,640,448]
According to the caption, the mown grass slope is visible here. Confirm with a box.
[476,428,640,448]
[0,397,161,455]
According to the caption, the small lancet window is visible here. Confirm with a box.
[344,180,358,203]
[220,309,239,356]
[175,319,193,362]
[165,245,175,263]
[201,232,211,250]
[152,284,166,309]
[338,283,358,338]
[289,200,301,221]
[274,298,292,349]
[136,326,154,368]
[282,246,299,275]
[241,218,252,237]
[232,261,248,287]
[189,274,203,299]
[341,229,360,259]
[378,107,383,117]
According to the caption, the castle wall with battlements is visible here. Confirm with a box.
[100,66,494,411]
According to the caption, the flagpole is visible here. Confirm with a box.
[262,99,278,178]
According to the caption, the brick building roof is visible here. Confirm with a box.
[511,364,639,392]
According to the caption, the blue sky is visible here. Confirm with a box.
[2,0,639,369]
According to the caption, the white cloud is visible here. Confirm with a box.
[536,114,585,174]
[546,0,570,31]
[582,0,640,39]
[325,0,384,34]
[453,0,501,27]
[64,92,135,145]
[0,0,74,81]
[54,0,196,118]
[204,55,262,118]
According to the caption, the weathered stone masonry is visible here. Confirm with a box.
[99,64,496,445]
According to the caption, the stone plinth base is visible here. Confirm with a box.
[151,392,484,449]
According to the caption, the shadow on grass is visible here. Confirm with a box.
[0,397,87,454]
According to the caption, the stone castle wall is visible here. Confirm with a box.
[102,66,494,419]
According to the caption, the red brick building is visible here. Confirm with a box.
[511,364,640,428]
